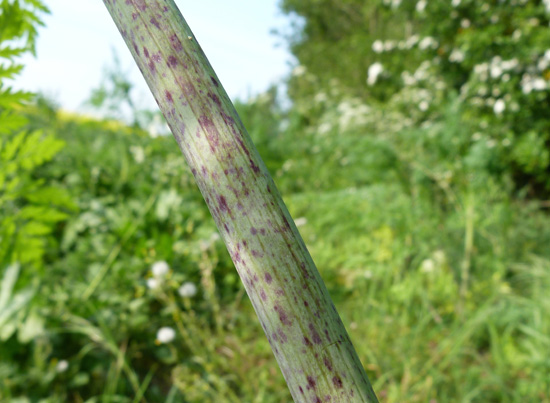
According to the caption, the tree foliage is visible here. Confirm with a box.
[281,0,550,193]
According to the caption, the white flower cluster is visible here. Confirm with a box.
[367,62,384,86]
[147,260,170,289]
[416,0,427,13]
[314,92,328,104]
[418,36,438,51]
[178,282,197,298]
[519,51,550,94]
[393,66,450,122]
[129,146,145,164]
[401,61,433,86]
[383,0,402,8]
[493,99,506,115]
[292,65,306,77]
[537,50,550,71]
[421,250,447,273]
[473,57,519,82]
[372,36,421,54]
[544,0,550,13]
[336,99,370,130]
[146,261,198,299]
[449,49,465,63]
[521,74,548,94]
[56,360,69,373]
[156,327,176,344]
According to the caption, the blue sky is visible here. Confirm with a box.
[18,0,293,111]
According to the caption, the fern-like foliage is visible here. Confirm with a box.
[0,0,75,268]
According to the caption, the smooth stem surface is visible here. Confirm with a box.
[102,1,378,401]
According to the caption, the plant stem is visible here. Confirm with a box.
[459,192,474,317]
[102,1,378,401]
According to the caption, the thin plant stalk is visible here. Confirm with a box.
[102,1,378,401]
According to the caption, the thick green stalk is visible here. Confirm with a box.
[102,1,378,401]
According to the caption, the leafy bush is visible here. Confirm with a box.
[281,0,550,194]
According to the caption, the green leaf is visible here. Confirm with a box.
[25,185,77,210]
[0,262,20,311]
[0,46,26,60]
[0,63,24,80]
[19,205,69,223]
[0,110,28,134]
[17,309,45,343]
[21,221,52,236]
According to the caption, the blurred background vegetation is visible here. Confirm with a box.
[1,0,550,401]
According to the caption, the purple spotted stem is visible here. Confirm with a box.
[102,1,378,401]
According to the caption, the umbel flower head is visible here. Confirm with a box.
[151,261,170,277]
[156,327,176,344]
[178,282,197,298]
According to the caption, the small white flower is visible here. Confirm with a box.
[501,58,518,71]
[156,327,176,344]
[383,40,396,51]
[178,282,197,298]
[494,99,506,115]
[314,92,328,103]
[490,65,503,79]
[418,36,437,50]
[367,62,384,86]
[419,101,429,111]
[537,57,549,71]
[402,71,416,86]
[294,217,308,227]
[449,49,465,63]
[416,0,427,13]
[532,78,547,91]
[405,35,419,49]
[461,19,471,28]
[147,278,160,289]
[472,132,482,141]
[152,261,170,277]
[372,40,384,53]
[292,65,306,77]
[432,250,445,264]
[421,259,435,273]
[129,146,145,164]
[452,0,461,6]
[474,63,489,75]
[522,81,533,94]
[56,360,69,373]
[318,122,332,134]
